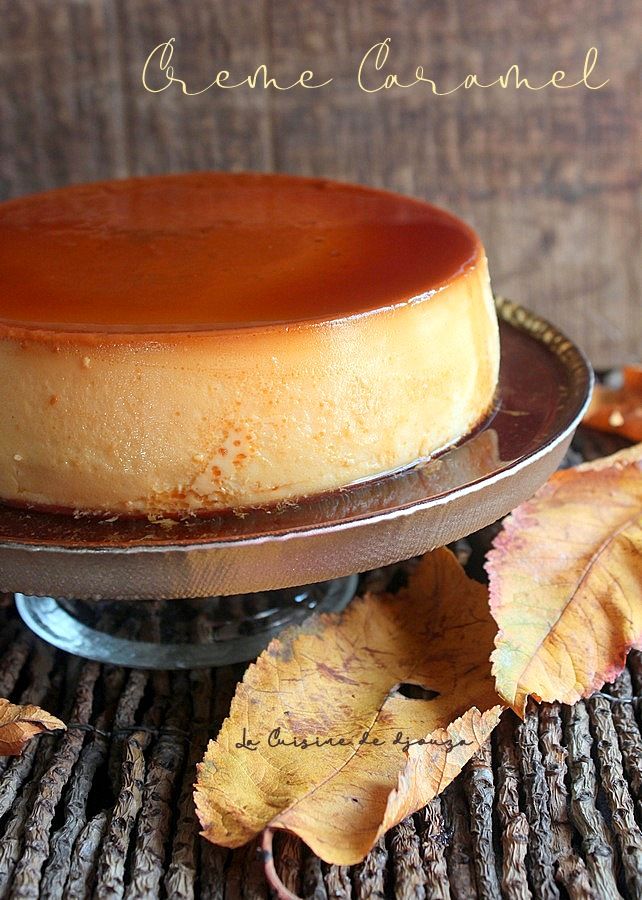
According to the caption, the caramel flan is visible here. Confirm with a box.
[0,173,499,516]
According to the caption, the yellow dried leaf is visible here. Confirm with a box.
[488,443,642,714]
[0,697,65,756]
[195,548,503,865]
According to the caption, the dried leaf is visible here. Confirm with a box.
[583,366,642,441]
[195,548,503,866]
[0,697,65,755]
[487,443,642,714]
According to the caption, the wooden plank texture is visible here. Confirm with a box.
[0,0,640,367]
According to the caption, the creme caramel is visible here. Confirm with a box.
[0,173,499,515]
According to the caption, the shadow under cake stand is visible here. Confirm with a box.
[0,299,593,668]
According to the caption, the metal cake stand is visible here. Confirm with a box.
[0,299,593,667]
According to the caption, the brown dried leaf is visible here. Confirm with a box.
[583,366,642,442]
[0,697,65,756]
[487,443,642,714]
[195,548,503,866]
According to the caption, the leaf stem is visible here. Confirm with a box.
[261,828,303,900]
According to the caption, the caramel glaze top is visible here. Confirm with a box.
[0,172,481,335]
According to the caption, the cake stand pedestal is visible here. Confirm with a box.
[14,579,358,668]
[1,300,592,668]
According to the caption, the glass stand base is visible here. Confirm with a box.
[14,574,359,669]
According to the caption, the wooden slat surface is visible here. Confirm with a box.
[0,0,640,367]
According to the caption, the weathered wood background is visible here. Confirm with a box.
[0,0,639,367]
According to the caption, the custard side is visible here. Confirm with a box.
[0,255,498,515]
